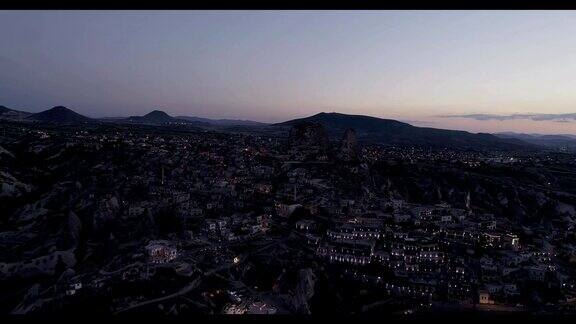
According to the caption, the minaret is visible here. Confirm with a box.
[161,165,165,186]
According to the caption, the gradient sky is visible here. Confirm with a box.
[2,10,576,133]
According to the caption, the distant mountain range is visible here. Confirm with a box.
[105,110,266,127]
[495,132,576,150]
[3,105,575,150]
[0,105,265,127]
[275,112,531,150]
[175,115,266,127]
[118,110,197,125]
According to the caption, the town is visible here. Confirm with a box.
[1,119,576,315]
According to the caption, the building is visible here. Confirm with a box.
[145,240,177,264]
[479,290,495,305]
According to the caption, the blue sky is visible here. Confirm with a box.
[2,10,576,133]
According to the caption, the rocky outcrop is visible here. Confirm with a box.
[288,122,330,161]
[0,249,76,280]
[0,171,31,198]
[338,128,358,161]
[275,268,317,314]
[68,211,82,247]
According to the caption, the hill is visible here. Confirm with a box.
[126,110,175,124]
[496,132,576,151]
[0,106,31,121]
[275,112,532,150]
[112,110,207,127]
[176,115,266,127]
[26,106,92,123]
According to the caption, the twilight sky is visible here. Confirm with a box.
[2,10,576,133]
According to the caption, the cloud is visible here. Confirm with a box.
[439,113,576,122]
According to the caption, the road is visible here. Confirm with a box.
[114,275,202,314]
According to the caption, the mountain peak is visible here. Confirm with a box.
[26,106,91,123]
[48,106,72,112]
[119,109,177,124]
[276,111,410,131]
[312,112,342,118]
[144,110,171,118]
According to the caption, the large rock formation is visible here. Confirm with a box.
[338,128,358,161]
[68,211,82,247]
[288,122,330,161]
[274,268,317,314]
[289,122,329,148]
